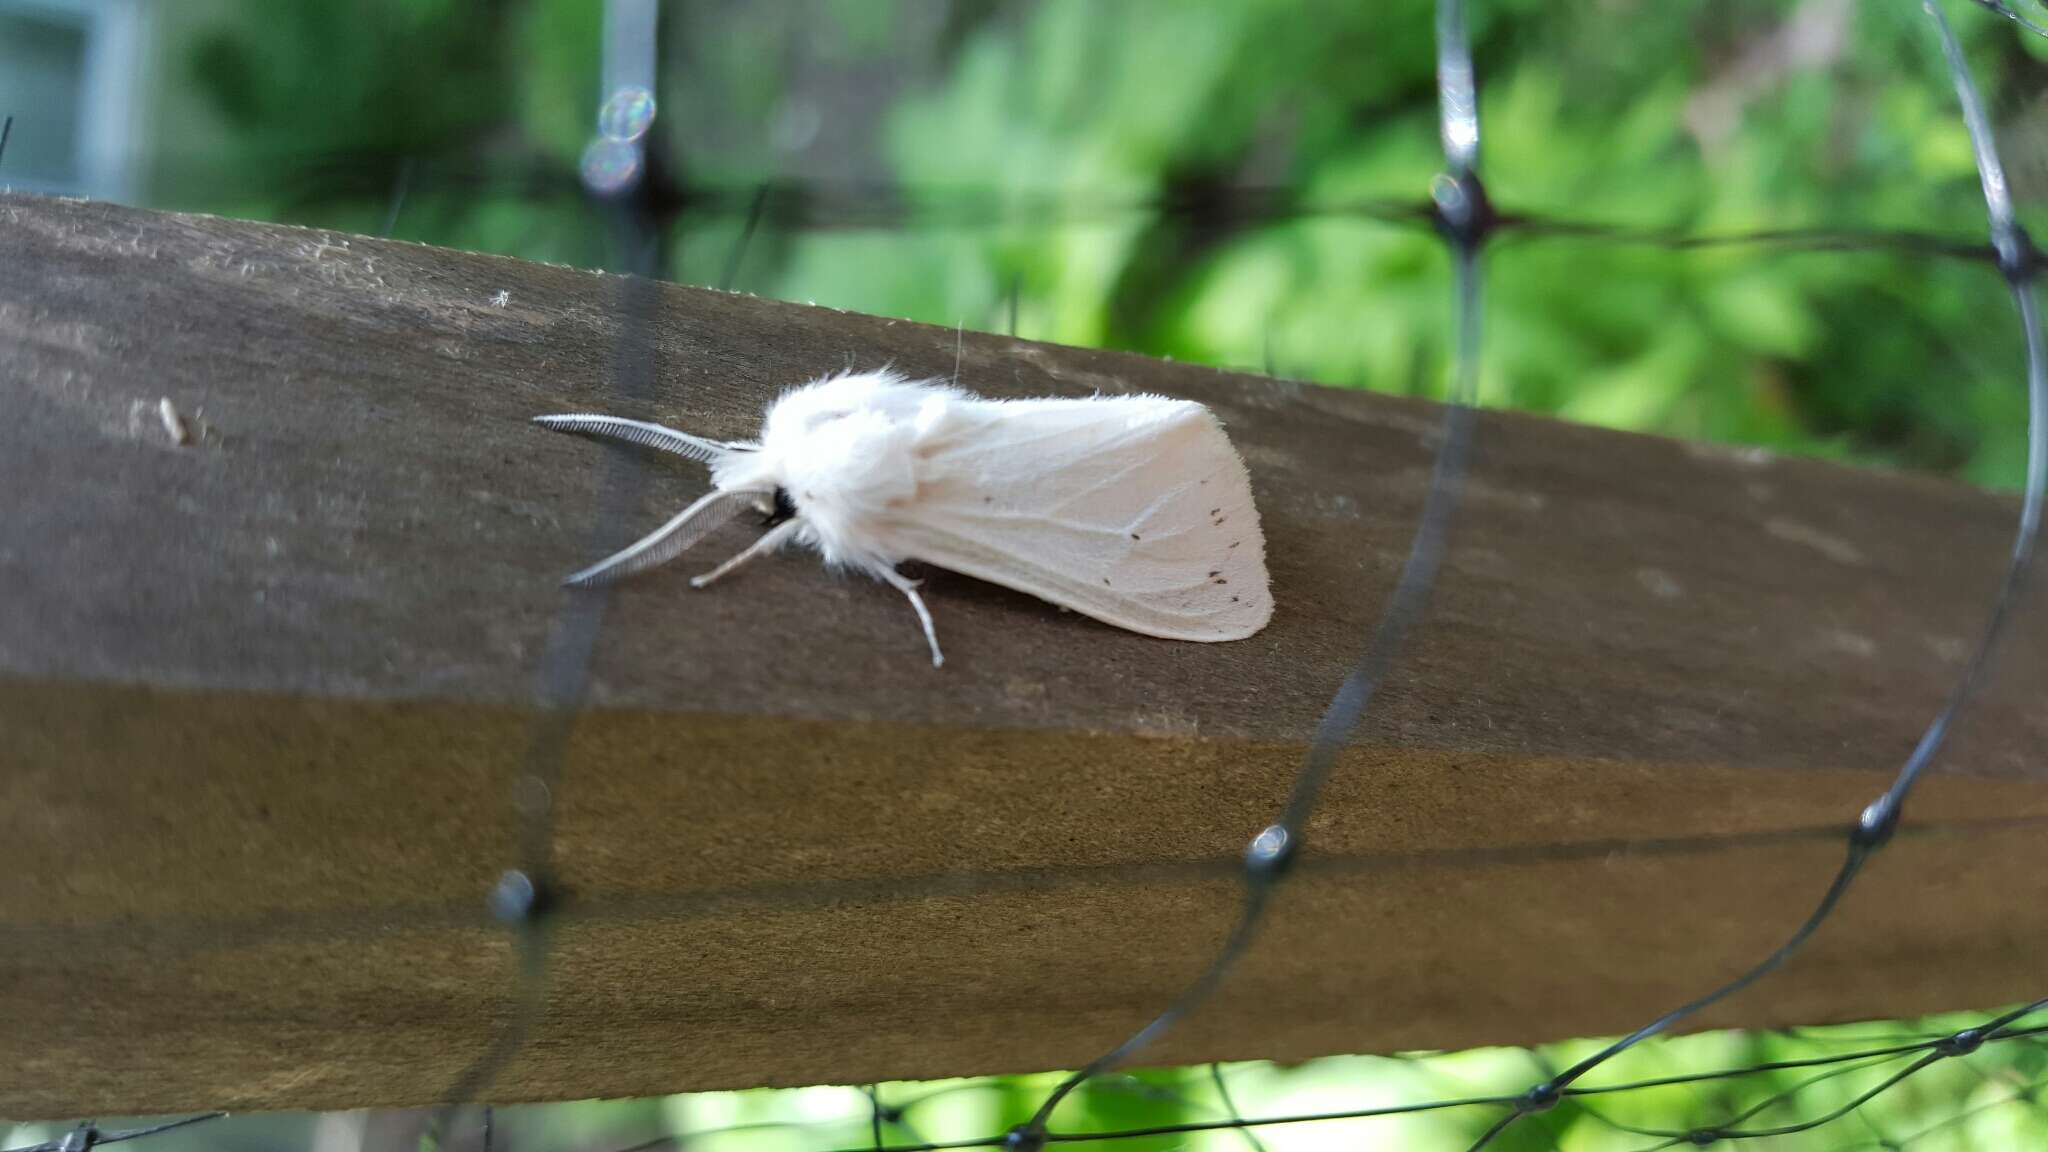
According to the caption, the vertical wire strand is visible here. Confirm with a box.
[382,157,416,238]
[721,183,771,292]
[1461,6,2048,1147]
[1205,1065,1269,1152]
[1003,2,1487,1143]
[867,1087,886,1152]
[1435,0,1479,180]
[426,2,669,1141]
[1891,0,2046,803]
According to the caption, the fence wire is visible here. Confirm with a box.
[5,2,2047,1152]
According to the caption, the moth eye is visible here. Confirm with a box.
[763,487,799,527]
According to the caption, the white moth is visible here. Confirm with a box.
[534,369,1273,666]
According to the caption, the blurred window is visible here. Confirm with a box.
[0,0,139,198]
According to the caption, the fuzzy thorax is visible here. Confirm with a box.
[710,370,960,576]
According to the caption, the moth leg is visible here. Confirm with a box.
[879,566,945,668]
[563,487,757,588]
[690,517,802,589]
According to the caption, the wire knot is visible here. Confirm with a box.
[1849,793,1900,850]
[57,1126,98,1152]
[1515,1082,1560,1113]
[1935,1027,1985,1057]
[489,869,556,924]
[1993,222,2040,284]
[1002,1125,1046,1152]
[1243,824,1295,879]
[1684,1128,1721,1147]
[1429,171,1495,248]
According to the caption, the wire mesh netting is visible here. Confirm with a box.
[4,1,2047,1151]
[6,1010,2048,1152]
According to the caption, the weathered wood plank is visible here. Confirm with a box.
[2,195,2044,1117]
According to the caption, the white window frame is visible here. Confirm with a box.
[0,0,145,200]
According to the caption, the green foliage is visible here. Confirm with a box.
[491,1009,2048,1151]
[850,0,2040,484]
[165,1,2042,486]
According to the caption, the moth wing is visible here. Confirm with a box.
[882,396,1272,641]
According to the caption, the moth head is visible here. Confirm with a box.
[746,371,926,511]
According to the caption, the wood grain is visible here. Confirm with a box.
[2,195,2044,1117]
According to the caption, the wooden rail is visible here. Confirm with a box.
[3,195,2045,1117]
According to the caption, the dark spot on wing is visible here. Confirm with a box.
[1230,595,1240,602]
[1130,532,1141,540]
[983,496,993,503]
[1213,577,1227,585]
[1209,507,1221,516]
[1102,577,1112,586]
[1228,540,1241,549]
[1207,570,1220,577]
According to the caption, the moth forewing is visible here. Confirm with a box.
[876,392,1273,642]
